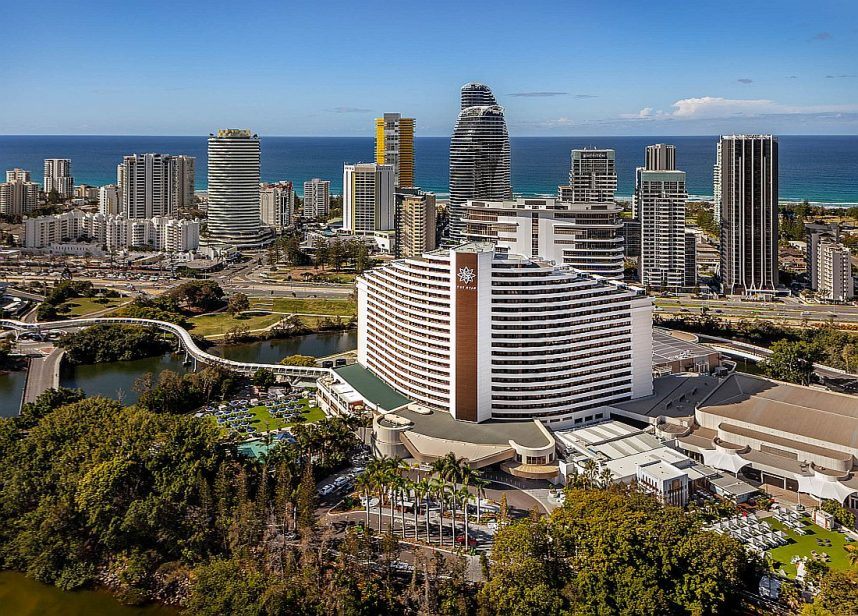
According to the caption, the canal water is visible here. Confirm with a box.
[60,331,357,403]
[0,571,175,615]
[0,370,27,417]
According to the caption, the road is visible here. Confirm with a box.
[655,296,858,326]
[21,346,64,406]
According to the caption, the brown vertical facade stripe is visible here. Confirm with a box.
[454,252,479,422]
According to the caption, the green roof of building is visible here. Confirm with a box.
[335,363,412,412]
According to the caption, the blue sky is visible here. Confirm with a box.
[2,0,857,136]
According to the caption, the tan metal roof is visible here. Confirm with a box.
[699,374,858,452]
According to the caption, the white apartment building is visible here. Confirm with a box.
[99,184,121,215]
[462,197,624,279]
[43,159,73,197]
[343,163,394,236]
[303,178,330,219]
[1,169,39,216]
[173,155,196,209]
[817,239,854,303]
[634,145,688,290]
[355,243,652,425]
[259,181,294,233]
[23,210,199,252]
[564,149,617,204]
[117,153,183,218]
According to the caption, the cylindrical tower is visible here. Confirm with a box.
[207,129,263,244]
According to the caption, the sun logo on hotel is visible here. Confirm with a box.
[457,266,476,285]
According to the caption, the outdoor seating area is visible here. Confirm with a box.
[201,389,318,437]
[708,515,789,554]
[773,507,809,535]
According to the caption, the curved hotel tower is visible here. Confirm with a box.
[355,243,652,424]
[448,83,512,242]
[207,129,269,246]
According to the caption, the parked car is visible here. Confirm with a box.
[455,534,478,548]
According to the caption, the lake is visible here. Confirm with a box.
[0,571,175,616]
[60,331,358,402]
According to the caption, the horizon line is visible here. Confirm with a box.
[2,133,858,139]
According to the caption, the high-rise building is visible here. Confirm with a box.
[99,184,121,215]
[43,159,73,198]
[713,141,722,226]
[259,181,294,233]
[302,178,330,219]
[207,129,267,245]
[806,222,840,290]
[459,82,498,108]
[448,83,511,242]
[0,169,39,216]
[635,144,688,289]
[816,239,854,303]
[343,163,394,236]
[622,219,642,258]
[684,231,697,288]
[564,149,617,204]
[117,154,179,218]
[718,135,779,296]
[462,197,624,278]
[352,243,652,424]
[645,143,676,171]
[173,155,196,209]
[395,187,436,258]
[6,168,31,183]
[375,113,415,188]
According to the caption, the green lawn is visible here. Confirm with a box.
[763,517,854,578]
[208,398,326,437]
[62,297,125,317]
[188,311,283,338]
[265,297,356,317]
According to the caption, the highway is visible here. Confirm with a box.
[655,296,858,326]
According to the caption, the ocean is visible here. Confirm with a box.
[0,135,856,204]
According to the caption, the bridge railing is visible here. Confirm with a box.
[1,317,333,379]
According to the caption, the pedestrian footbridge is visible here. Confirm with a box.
[0,317,331,379]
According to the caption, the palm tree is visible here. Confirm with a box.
[443,482,457,545]
[430,477,446,546]
[355,472,372,528]
[413,478,431,542]
[399,475,413,538]
[582,458,599,489]
[472,475,489,525]
[457,484,472,546]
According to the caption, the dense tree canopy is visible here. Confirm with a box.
[481,487,754,616]
[164,280,225,313]
[58,324,172,365]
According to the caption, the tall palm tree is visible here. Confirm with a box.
[399,475,413,538]
[443,482,457,545]
[472,475,489,525]
[430,477,446,546]
[413,478,431,542]
[355,472,372,528]
[457,484,472,545]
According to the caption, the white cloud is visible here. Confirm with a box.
[670,96,774,118]
[620,97,858,122]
